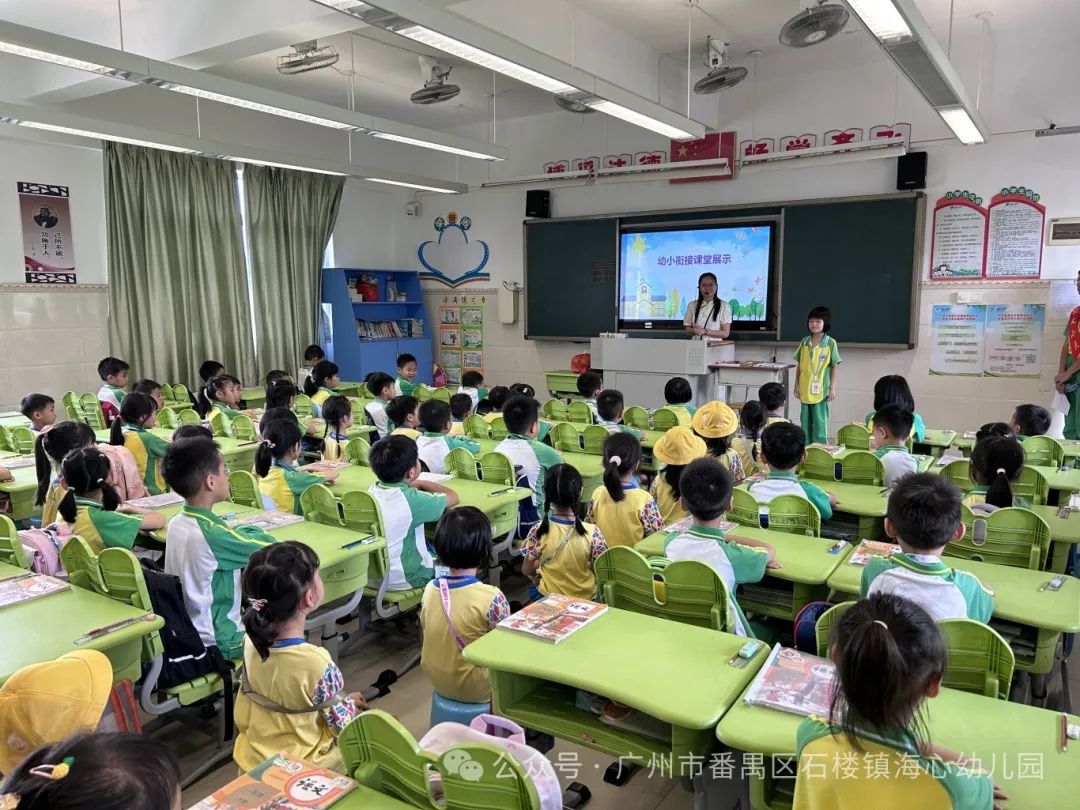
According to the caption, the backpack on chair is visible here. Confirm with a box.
[17,522,74,576]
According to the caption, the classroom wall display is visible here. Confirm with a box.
[929,190,987,280]
[930,304,984,375]
[667,131,736,183]
[18,181,76,283]
[437,295,486,385]
[418,211,490,287]
[929,303,1044,377]
[739,122,911,158]
[986,187,1045,279]
[544,151,668,175]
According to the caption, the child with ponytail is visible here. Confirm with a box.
[57,447,165,552]
[204,374,243,423]
[320,395,354,462]
[109,391,169,495]
[585,433,664,547]
[234,541,361,772]
[255,419,338,514]
[732,400,767,478]
[794,593,1001,808]
[965,435,1028,513]
[303,360,340,417]
[522,464,608,600]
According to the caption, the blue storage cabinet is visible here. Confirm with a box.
[321,268,432,385]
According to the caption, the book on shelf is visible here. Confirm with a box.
[743,644,836,718]
[847,539,901,566]
[0,572,69,609]
[355,318,426,340]
[497,594,607,643]
[187,752,356,809]
[226,511,306,531]
[125,492,186,509]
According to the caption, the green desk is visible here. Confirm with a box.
[463,606,768,778]
[0,414,31,430]
[545,370,582,399]
[1029,505,1080,574]
[470,439,605,500]
[94,428,263,476]
[827,549,1080,674]
[828,447,935,474]
[637,525,851,620]
[1030,465,1080,495]
[953,435,1080,462]
[0,465,39,522]
[912,428,957,457]
[716,686,1080,809]
[775,479,888,541]
[324,785,415,809]
[0,561,164,687]
[239,387,266,408]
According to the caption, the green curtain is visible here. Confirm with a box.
[243,165,344,374]
[104,143,257,387]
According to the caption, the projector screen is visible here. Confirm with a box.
[617,222,776,331]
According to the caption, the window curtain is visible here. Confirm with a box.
[104,143,257,387]
[243,165,345,374]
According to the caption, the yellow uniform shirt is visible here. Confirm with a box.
[521,516,607,599]
[322,432,348,463]
[67,497,143,553]
[121,426,169,495]
[649,474,688,526]
[258,461,325,514]
[449,421,466,437]
[419,576,510,703]
[42,478,65,526]
[731,436,761,477]
[234,637,358,772]
[390,427,421,440]
[585,482,665,548]
[794,335,841,405]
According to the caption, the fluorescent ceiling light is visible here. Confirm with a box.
[396,25,577,95]
[938,106,985,145]
[1,117,199,153]
[846,0,912,41]
[221,156,346,175]
[364,177,458,193]
[586,100,698,141]
[370,130,503,161]
[163,84,356,131]
[0,41,116,74]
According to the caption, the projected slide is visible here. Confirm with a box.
[618,224,772,324]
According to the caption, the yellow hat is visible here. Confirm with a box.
[653,426,708,466]
[0,650,112,774]
[692,401,739,439]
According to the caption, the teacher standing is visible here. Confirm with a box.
[683,272,732,339]
[1055,269,1080,439]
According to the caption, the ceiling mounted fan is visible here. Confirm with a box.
[779,0,850,48]
[410,57,460,104]
[693,36,748,95]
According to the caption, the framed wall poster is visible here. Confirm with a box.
[929,304,985,376]
[462,350,483,369]
[460,306,483,326]
[439,327,461,348]
[439,349,462,369]
[462,327,483,349]
[982,304,1044,377]
[445,367,462,387]
[985,187,1045,279]
[929,191,987,280]
[439,305,460,325]
[19,181,76,283]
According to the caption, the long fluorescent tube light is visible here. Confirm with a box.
[363,177,458,193]
[221,156,346,175]
[0,41,116,74]
[938,107,985,145]
[163,85,355,131]
[369,130,502,160]
[846,0,912,41]
[586,100,698,141]
[0,117,200,153]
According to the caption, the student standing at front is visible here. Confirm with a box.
[794,306,840,445]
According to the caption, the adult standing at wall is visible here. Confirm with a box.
[1054,270,1080,439]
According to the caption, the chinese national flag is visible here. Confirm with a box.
[668,131,735,183]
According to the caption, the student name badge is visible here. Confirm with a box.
[809,378,823,397]
[434,565,451,579]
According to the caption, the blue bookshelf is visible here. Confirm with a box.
[321,267,432,385]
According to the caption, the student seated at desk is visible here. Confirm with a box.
[256,420,337,514]
[758,382,788,426]
[871,404,918,489]
[303,360,340,417]
[320,395,353,463]
[368,435,458,591]
[650,426,707,525]
[794,593,1000,810]
[457,370,487,410]
[386,395,421,440]
[364,372,395,440]
[964,436,1029,514]
[416,400,481,474]
[975,421,1015,441]
[96,355,129,423]
[421,508,511,704]
[576,371,603,420]
[20,392,56,433]
[163,436,275,660]
[663,376,696,420]
[132,378,164,411]
[173,424,213,441]
[864,474,994,622]
[1010,403,1051,439]
[585,433,663,548]
[395,352,419,397]
[57,447,166,552]
[746,422,835,520]
[234,541,361,772]
[481,385,509,423]
[110,392,169,495]
[732,400,767,478]
[265,369,291,388]
[865,374,926,443]
[195,360,226,416]
[510,382,536,399]
[298,344,324,390]
[692,401,745,484]
[204,374,244,424]
[662,457,778,636]
[523,464,607,600]
[449,393,472,436]
[265,380,320,442]
[495,396,563,510]
[596,389,641,438]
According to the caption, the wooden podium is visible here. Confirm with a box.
[589,337,735,408]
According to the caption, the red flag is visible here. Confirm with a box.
[669,131,735,183]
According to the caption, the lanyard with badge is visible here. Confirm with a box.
[806,337,830,398]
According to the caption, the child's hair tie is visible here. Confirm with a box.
[28,756,75,781]
[872,619,889,631]
[260,440,275,449]
[608,455,622,466]
[248,598,267,612]
[97,477,106,485]
[996,467,1006,475]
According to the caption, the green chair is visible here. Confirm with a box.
[0,515,28,569]
[300,483,345,527]
[940,458,977,492]
[836,423,871,450]
[595,546,733,632]
[231,414,257,442]
[227,470,262,510]
[339,710,541,810]
[566,401,593,424]
[728,487,761,528]
[938,618,1015,700]
[541,399,567,421]
[341,490,384,536]
[413,385,432,402]
[1015,465,1050,506]
[156,407,179,430]
[9,426,35,455]
[651,407,683,431]
[550,422,581,453]
[623,406,650,431]
[814,601,856,657]
[479,451,514,487]
[208,411,233,439]
[489,415,509,440]
[582,425,609,455]
[431,388,451,404]
[463,414,491,440]
[79,393,108,430]
[763,494,821,537]
[177,409,201,425]
[839,450,884,486]
[62,391,84,422]
[293,394,314,419]
[799,447,839,482]
[446,447,480,481]
[346,437,371,466]
[1021,435,1065,468]
[955,504,1051,570]
[171,383,193,407]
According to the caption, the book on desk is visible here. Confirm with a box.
[497,595,607,644]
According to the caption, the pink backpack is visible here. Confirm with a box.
[17,522,73,576]
[98,443,150,502]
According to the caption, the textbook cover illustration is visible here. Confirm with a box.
[847,540,901,566]
[497,594,607,643]
[187,752,356,809]
[743,644,835,718]
[0,572,69,609]
[125,492,185,509]
[226,511,305,531]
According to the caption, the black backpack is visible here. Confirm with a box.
[139,559,235,738]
